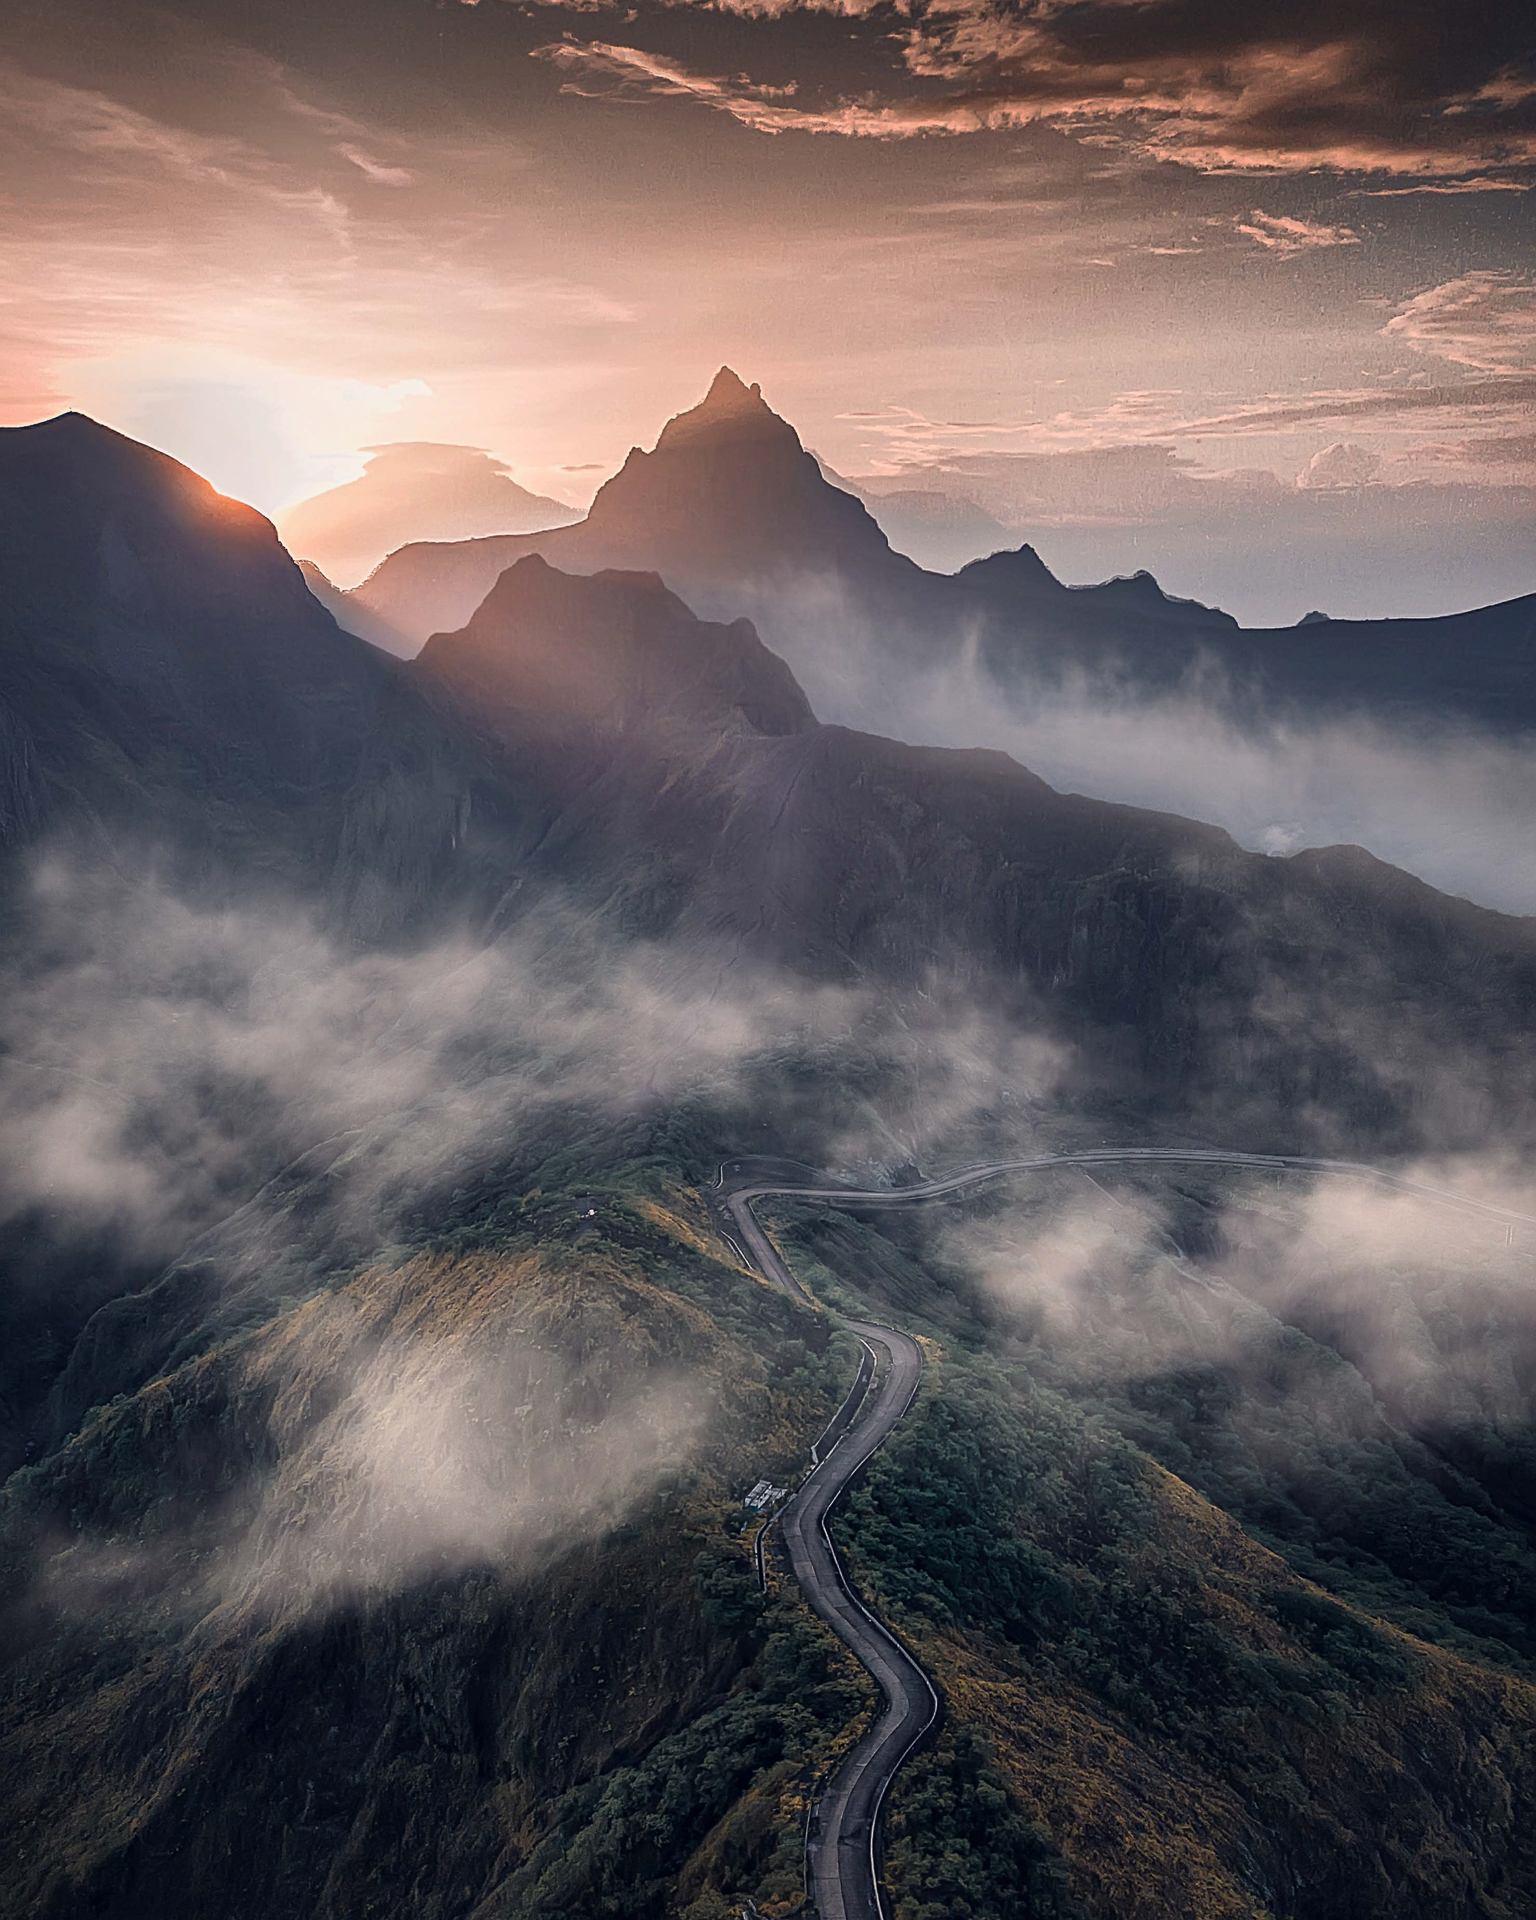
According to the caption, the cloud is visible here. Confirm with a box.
[1401,431,1536,474]
[1236,209,1362,256]
[218,1277,707,1615]
[533,37,1020,135]
[1356,177,1532,196]
[942,1156,1536,1458]
[1169,373,1536,439]
[336,143,414,186]
[0,842,1065,1627]
[528,1,1536,177]
[0,58,354,229]
[0,851,1074,1272]
[864,440,1199,517]
[1294,441,1381,490]
[1383,273,1536,373]
[280,440,581,587]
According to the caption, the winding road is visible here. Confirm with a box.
[716,1146,1536,1920]
[719,1176,938,1920]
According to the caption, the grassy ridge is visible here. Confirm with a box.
[769,1194,1536,1919]
[0,1170,874,1920]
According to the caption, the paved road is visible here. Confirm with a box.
[726,1147,1536,1230]
[718,1145,1536,1920]
[784,1319,936,1920]
[720,1180,938,1920]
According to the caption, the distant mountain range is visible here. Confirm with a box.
[4,409,1533,1159]
[343,368,1536,737]
[816,462,1016,575]
[7,404,1536,1920]
[279,439,580,591]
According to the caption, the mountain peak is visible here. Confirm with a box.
[705,366,763,411]
[415,554,816,742]
[0,409,315,625]
[651,366,784,454]
[957,543,1064,594]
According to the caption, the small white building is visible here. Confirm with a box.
[743,1478,788,1513]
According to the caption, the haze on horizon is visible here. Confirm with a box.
[4,0,1534,623]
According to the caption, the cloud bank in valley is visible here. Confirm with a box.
[942,1155,1536,1473]
[1,847,1067,1621]
[0,849,1073,1271]
[753,579,1536,916]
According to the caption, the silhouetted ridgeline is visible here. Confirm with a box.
[4,410,1536,1920]
[3,413,1535,1155]
[347,368,1536,737]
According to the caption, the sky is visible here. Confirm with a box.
[4,0,1534,621]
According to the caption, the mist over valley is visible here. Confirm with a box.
[4,8,1536,1910]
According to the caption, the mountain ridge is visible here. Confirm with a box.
[4,409,1535,1162]
[7,409,1536,1920]
[343,374,1536,738]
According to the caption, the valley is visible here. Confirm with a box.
[2,399,1536,1920]
[8,5,1536,1911]
[723,1152,1536,1919]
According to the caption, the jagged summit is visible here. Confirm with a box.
[958,543,1237,631]
[555,368,898,581]
[956,542,1062,592]
[1074,567,1237,627]
[651,369,783,455]
[415,552,816,742]
[700,365,769,415]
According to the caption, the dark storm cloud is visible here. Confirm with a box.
[522,0,1536,177]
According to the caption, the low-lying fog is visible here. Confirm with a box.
[763,595,1536,918]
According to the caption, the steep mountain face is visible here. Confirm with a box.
[412,559,1536,1156]
[416,555,815,750]
[298,559,418,659]
[347,374,1536,737]
[580,369,898,584]
[7,415,1536,1920]
[0,414,524,936]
